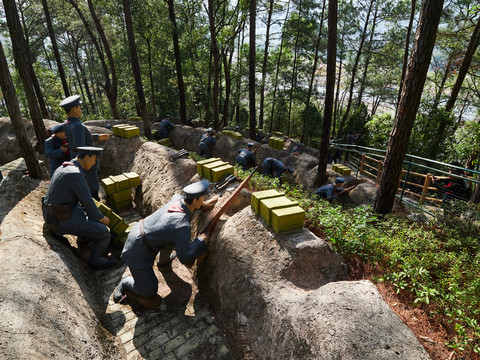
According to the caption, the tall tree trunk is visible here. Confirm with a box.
[41,0,70,98]
[248,0,257,140]
[86,0,119,119]
[287,0,303,137]
[269,0,291,133]
[0,41,44,179]
[166,0,187,124]
[444,14,480,112]
[356,0,378,107]
[259,0,274,130]
[123,0,152,139]
[205,47,213,128]
[146,37,157,121]
[72,36,96,114]
[235,27,245,127]
[207,0,220,129]
[433,58,453,108]
[338,0,374,136]
[375,0,444,215]
[3,0,46,153]
[333,32,345,136]
[396,0,417,117]
[222,45,235,127]
[302,0,326,142]
[317,0,337,185]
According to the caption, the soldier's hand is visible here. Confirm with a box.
[61,145,69,153]
[99,216,110,226]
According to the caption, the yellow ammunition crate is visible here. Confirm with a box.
[196,158,220,177]
[111,220,129,235]
[202,160,227,180]
[111,199,132,213]
[111,189,132,203]
[251,189,285,214]
[123,172,141,188]
[101,177,116,195]
[332,163,340,172]
[129,116,141,121]
[123,126,140,138]
[338,166,351,175]
[259,196,299,226]
[210,164,234,182]
[112,124,130,137]
[233,131,242,140]
[110,174,131,192]
[273,132,283,137]
[113,230,130,248]
[107,211,122,229]
[93,199,110,214]
[271,206,305,234]
[152,129,158,137]
[221,130,232,136]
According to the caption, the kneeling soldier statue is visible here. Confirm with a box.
[113,180,215,307]
[42,146,115,270]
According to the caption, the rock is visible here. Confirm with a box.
[349,182,378,207]
[198,207,430,359]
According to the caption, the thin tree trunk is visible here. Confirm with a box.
[259,0,274,130]
[235,27,245,127]
[333,33,344,137]
[0,41,44,179]
[317,0,337,185]
[166,0,187,124]
[249,0,257,140]
[338,0,374,136]
[222,46,235,127]
[207,0,220,129]
[123,0,152,139]
[375,0,444,215]
[3,0,46,152]
[396,0,417,117]
[41,0,70,98]
[72,36,96,114]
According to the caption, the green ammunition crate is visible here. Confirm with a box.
[251,189,285,214]
[273,132,283,137]
[112,199,132,213]
[93,198,110,214]
[107,211,122,229]
[111,220,129,235]
[332,163,340,172]
[259,196,299,226]
[110,174,131,192]
[202,160,227,180]
[196,158,220,177]
[233,131,242,140]
[112,124,130,137]
[210,164,234,182]
[123,126,140,138]
[111,189,132,203]
[221,130,232,136]
[101,177,116,195]
[152,129,158,137]
[336,165,351,175]
[276,138,285,150]
[113,230,130,248]
[271,206,305,234]
[123,172,141,188]
[129,116,141,121]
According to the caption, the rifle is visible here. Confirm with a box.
[336,184,357,197]
[198,166,258,236]
[252,144,261,154]
[171,149,189,160]
[214,173,237,192]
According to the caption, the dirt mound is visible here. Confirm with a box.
[198,207,431,359]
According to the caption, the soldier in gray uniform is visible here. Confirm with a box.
[42,146,115,269]
[60,95,100,200]
[113,181,213,305]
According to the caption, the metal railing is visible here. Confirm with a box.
[331,143,480,217]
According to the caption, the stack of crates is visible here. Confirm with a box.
[269,136,285,150]
[93,199,130,248]
[101,172,141,212]
[251,189,305,234]
[157,138,172,147]
[111,124,140,138]
[332,163,351,175]
[196,158,234,182]
[273,132,284,137]
[128,116,141,121]
[221,129,242,140]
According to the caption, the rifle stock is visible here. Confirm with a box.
[199,166,258,235]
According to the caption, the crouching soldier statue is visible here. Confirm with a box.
[42,146,115,270]
[113,180,215,307]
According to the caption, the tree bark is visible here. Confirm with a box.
[259,0,274,130]
[41,0,70,98]
[207,0,220,129]
[317,0,337,185]
[0,41,44,180]
[3,0,46,153]
[374,0,444,215]
[166,0,187,124]
[248,0,257,140]
[123,0,152,139]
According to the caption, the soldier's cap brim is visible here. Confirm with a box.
[183,180,210,198]
[77,146,103,157]
[59,95,82,111]
[50,123,65,133]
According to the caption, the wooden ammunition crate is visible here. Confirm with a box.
[110,174,131,192]
[124,172,141,188]
[123,126,140,138]
[111,199,132,213]
[271,206,305,234]
[210,164,234,182]
[251,189,285,214]
[202,160,227,180]
[111,220,129,235]
[111,189,132,203]
[233,131,242,140]
[196,158,220,177]
[112,230,129,248]
[112,124,130,136]
[94,199,110,214]
[101,177,116,195]
[129,116,141,121]
[336,165,351,175]
[259,196,299,226]
[107,211,122,229]
[332,163,340,172]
